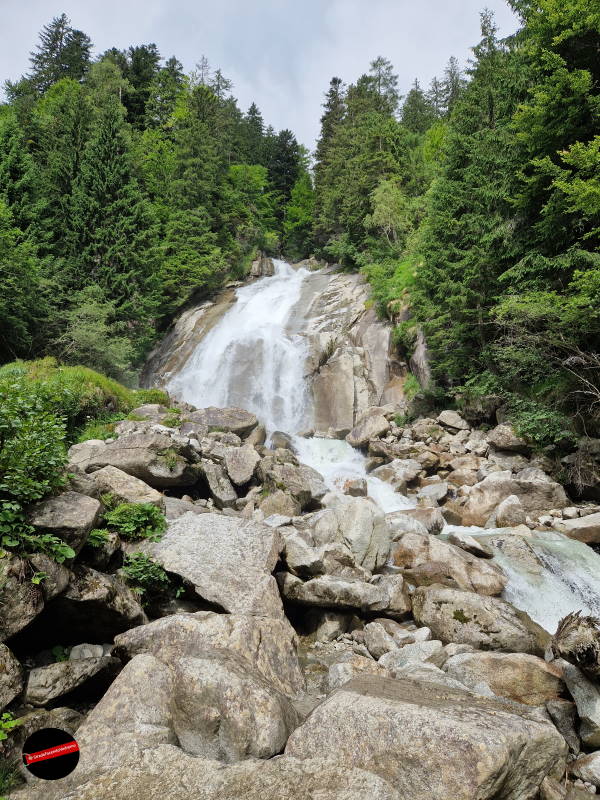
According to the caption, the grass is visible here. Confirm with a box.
[403,373,421,401]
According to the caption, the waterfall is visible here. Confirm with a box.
[169,260,311,435]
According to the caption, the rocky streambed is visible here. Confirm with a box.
[3,398,600,799]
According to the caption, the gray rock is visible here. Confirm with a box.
[363,622,400,659]
[69,643,105,661]
[27,491,101,554]
[0,643,22,710]
[186,407,258,437]
[328,653,389,691]
[391,531,506,595]
[555,512,600,544]
[412,585,549,656]
[443,652,564,706]
[224,444,260,486]
[487,424,531,454]
[163,496,209,521]
[437,410,470,431]
[371,459,422,491]
[91,466,164,508]
[113,611,304,697]
[25,656,121,706]
[417,482,449,504]
[560,659,600,747]
[569,753,600,787]
[379,640,447,671]
[447,530,494,559]
[346,414,390,448]
[201,460,238,508]
[285,675,567,800]
[138,512,284,618]
[546,699,580,755]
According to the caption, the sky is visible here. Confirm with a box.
[0,0,519,148]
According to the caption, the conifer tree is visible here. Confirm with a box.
[28,14,91,93]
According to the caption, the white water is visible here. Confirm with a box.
[169,260,311,435]
[169,259,413,513]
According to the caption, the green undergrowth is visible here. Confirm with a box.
[121,552,184,608]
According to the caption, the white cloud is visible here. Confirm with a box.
[0,0,519,147]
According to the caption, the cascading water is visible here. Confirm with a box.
[168,260,600,633]
[168,259,413,512]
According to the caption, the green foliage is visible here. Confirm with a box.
[0,756,20,798]
[103,503,167,542]
[0,712,21,742]
[51,645,71,662]
[506,397,575,450]
[403,373,421,401]
[121,552,171,605]
[76,413,125,443]
[87,528,111,548]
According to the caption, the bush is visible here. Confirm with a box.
[103,503,167,542]
[403,373,421,401]
[121,553,173,606]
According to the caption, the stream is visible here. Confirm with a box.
[167,260,600,633]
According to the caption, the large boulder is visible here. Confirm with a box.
[91,466,165,508]
[460,470,568,526]
[201,460,238,508]
[412,585,549,656]
[555,512,600,544]
[443,652,564,706]
[0,643,22,710]
[27,492,101,554]
[186,407,258,437]
[346,414,390,448]
[285,676,567,800]
[0,554,70,642]
[264,462,327,510]
[370,459,422,492]
[25,656,122,707]
[224,444,260,486]
[559,659,600,747]
[69,433,199,488]
[487,424,531,454]
[113,611,304,697]
[390,532,507,595]
[138,512,284,618]
[277,572,411,619]
[437,410,470,431]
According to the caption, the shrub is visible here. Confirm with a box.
[121,553,171,605]
[403,373,421,401]
[103,503,167,542]
[87,528,111,548]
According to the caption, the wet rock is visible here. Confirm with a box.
[138,512,284,618]
[447,530,494,559]
[25,656,122,707]
[91,466,164,508]
[559,659,600,747]
[343,477,368,496]
[0,643,22,710]
[27,492,101,554]
[285,675,567,800]
[412,585,549,656]
[113,611,304,697]
[443,652,564,706]
[186,407,258,437]
[391,532,506,595]
[346,414,390,448]
[224,444,260,486]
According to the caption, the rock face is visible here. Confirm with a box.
[559,659,600,747]
[285,676,567,800]
[0,643,22,710]
[27,492,101,554]
[139,512,284,618]
[443,652,564,706]
[390,531,506,595]
[113,611,304,697]
[412,585,549,655]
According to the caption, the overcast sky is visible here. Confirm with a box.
[1,0,519,148]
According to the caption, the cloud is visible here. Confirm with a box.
[0,0,519,147]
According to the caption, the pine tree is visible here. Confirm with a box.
[401,79,438,134]
[369,56,400,114]
[242,103,265,164]
[68,98,158,348]
[123,44,161,127]
[268,129,301,216]
[145,56,185,127]
[0,115,39,235]
[443,56,466,115]
[283,172,315,259]
[427,77,445,116]
[28,14,91,94]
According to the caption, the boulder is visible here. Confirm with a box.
[264,462,327,509]
[546,698,580,755]
[138,512,284,618]
[27,492,101,554]
[487,424,531,454]
[91,466,164,508]
[363,621,400,659]
[493,495,527,527]
[443,652,564,706]
[163,496,209,521]
[224,444,260,486]
[556,512,600,544]
[285,676,567,800]
[418,482,449,504]
[385,511,429,538]
[0,554,70,642]
[437,410,470,431]
[186,407,258,437]
[412,585,549,655]
[113,611,304,697]
[559,659,600,747]
[379,640,447,671]
[447,530,494,559]
[391,532,506,595]
[569,753,600,788]
[460,471,568,527]
[343,478,367,497]
[259,489,301,517]
[371,459,422,491]
[396,506,445,534]
[0,643,22,710]
[328,653,389,691]
[201,460,238,508]
[277,572,411,619]
[69,432,198,488]
[25,656,122,707]
[346,414,390,448]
